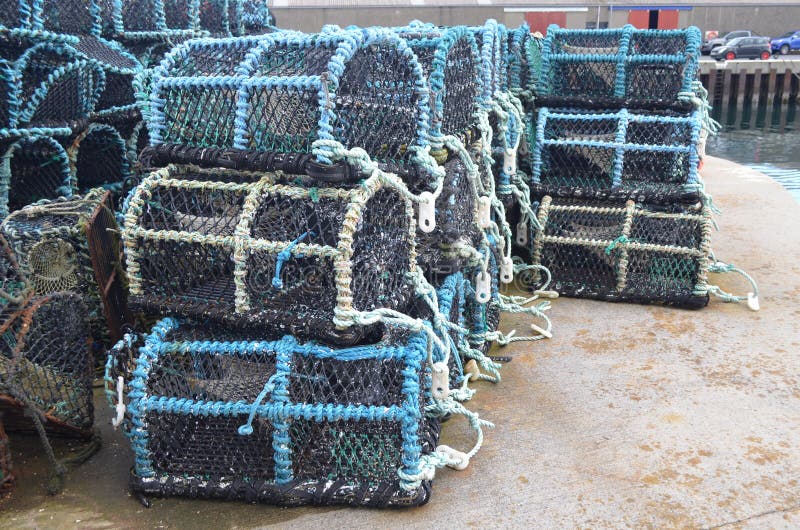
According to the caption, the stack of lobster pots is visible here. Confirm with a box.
[106,22,551,508]
[515,24,757,310]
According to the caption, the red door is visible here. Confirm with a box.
[657,10,679,29]
[525,12,567,35]
[627,10,649,29]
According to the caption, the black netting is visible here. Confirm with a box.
[0,0,24,29]
[0,293,94,434]
[22,61,101,127]
[7,137,72,213]
[72,125,129,192]
[127,176,413,345]
[198,0,238,35]
[120,0,163,32]
[164,0,192,30]
[531,196,710,308]
[400,29,481,137]
[40,0,97,35]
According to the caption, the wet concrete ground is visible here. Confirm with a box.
[1,156,799,528]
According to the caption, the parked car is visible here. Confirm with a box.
[702,30,761,55]
[711,37,772,61]
[771,30,800,55]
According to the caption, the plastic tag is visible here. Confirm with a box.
[431,361,450,400]
[478,196,492,229]
[475,270,491,304]
[503,148,517,176]
[418,191,436,233]
[500,256,514,284]
[533,290,560,299]
[436,444,470,471]
[516,221,528,246]
[464,359,480,382]
[112,376,126,429]
[747,292,760,311]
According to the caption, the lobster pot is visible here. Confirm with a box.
[106,318,441,507]
[2,189,131,344]
[70,123,130,193]
[2,135,74,216]
[532,107,703,202]
[416,155,480,279]
[0,418,11,497]
[471,20,504,101]
[396,24,482,139]
[0,292,94,436]
[537,25,701,108]
[530,196,713,308]
[506,24,542,96]
[147,30,431,177]
[124,166,416,345]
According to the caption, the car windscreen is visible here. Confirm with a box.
[726,37,744,46]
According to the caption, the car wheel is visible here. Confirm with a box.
[726,51,736,60]
[761,51,771,60]
[781,44,790,55]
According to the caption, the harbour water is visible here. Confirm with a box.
[707,99,800,202]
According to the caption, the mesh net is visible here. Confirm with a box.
[18,60,102,128]
[537,26,701,108]
[529,196,712,308]
[40,0,98,35]
[70,124,130,192]
[149,31,429,173]
[6,136,73,214]
[3,189,130,345]
[0,292,94,435]
[72,35,141,112]
[531,107,703,202]
[0,0,26,29]
[397,26,481,138]
[124,168,415,345]
[106,318,439,506]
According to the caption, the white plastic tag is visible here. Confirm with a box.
[431,361,450,400]
[475,270,491,304]
[478,196,492,228]
[515,221,528,246]
[418,191,436,233]
[112,376,126,429]
[503,148,517,176]
[500,256,514,284]
[747,292,760,311]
